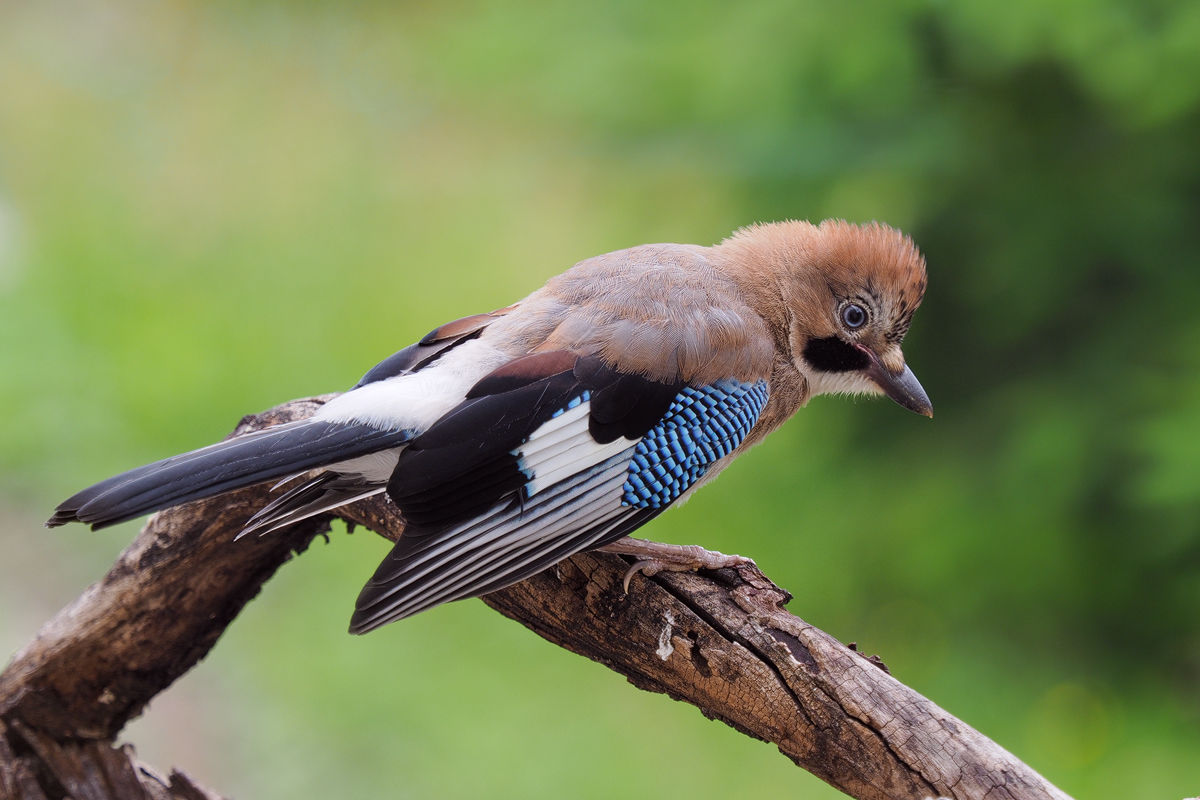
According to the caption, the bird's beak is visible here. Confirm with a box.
[855,344,933,418]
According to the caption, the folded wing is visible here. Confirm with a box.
[351,351,770,632]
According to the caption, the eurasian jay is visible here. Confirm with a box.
[48,219,931,633]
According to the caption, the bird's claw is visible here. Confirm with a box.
[622,559,662,593]
[617,548,755,594]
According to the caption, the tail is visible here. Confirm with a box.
[236,471,389,538]
[48,420,412,530]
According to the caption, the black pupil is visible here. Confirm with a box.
[843,304,866,328]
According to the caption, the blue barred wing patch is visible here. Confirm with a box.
[622,378,769,509]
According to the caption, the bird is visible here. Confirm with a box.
[47,219,931,634]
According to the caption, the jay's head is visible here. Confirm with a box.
[721,219,932,417]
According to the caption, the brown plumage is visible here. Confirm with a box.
[47,219,931,631]
[481,218,928,429]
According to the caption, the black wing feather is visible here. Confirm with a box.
[588,372,682,443]
[386,369,582,526]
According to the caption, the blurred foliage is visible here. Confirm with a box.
[2,0,1200,798]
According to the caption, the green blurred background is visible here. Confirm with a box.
[2,0,1200,797]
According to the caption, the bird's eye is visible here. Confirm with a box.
[841,303,868,330]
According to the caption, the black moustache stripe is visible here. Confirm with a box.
[802,336,870,373]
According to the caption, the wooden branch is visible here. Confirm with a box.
[0,397,1072,800]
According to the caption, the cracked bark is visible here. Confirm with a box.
[0,397,1072,800]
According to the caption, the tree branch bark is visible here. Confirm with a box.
[0,397,1071,800]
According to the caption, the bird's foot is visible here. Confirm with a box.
[596,537,755,593]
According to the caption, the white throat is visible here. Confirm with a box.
[803,368,881,400]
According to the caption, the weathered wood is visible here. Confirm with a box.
[0,397,1071,800]
[0,399,337,744]
[0,718,227,800]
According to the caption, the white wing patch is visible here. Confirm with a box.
[516,400,638,496]
[314,338,513,433]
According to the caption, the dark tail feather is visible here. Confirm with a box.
[237,473,386,538]
[48,420,411,530]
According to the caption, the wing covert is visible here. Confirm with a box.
[623,379,770,508]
